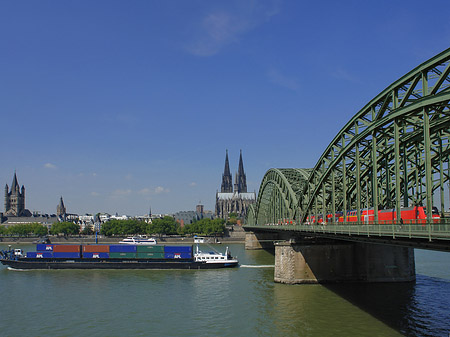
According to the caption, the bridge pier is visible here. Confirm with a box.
[274,241,415,284]
[245,231,279,250]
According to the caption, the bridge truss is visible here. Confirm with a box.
[248,48,450,226]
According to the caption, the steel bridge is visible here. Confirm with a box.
[245,48,450,251]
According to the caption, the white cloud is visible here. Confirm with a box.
[44,163,57,169]
[154,186,170,194]
[267,69,301,92]
[185,1,280,56]
[125,174,133,180]
[138,188,151,195]
[91,191,100,197]
[111,189,132,198]
[189,182,197,187]
[331,67,360,83]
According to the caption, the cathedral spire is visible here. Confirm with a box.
[235,149,247,193]
[221,150,233,193]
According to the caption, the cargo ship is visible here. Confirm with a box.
[0,243,239,270]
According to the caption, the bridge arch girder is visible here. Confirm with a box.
[247,168,311,225]
[301,48,450,223]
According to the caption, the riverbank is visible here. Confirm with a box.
[0,235,245,245]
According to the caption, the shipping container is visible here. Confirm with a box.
[109,252,137,259]
[83,252,109,259]
[164,245,193,253]
[53,245,81,253]
[27,251,53,258]
[36,244,54,251]
[109,245,137,253]
[136,252,165,259]
[164,252,192,259]
[136,245,164,253]
[83,245,110,253]
[53,252,81,258]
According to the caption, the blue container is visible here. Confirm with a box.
[109,245,137,253]
[27,251,53,258]
[164,246,192,253]
[53,252,81,258]
[164,252,192,259]
[36,244,54,252]
[83,252,109,259]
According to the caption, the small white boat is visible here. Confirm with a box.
[193,245,238,266]
[194,236,205,243]
[119,235,157,245]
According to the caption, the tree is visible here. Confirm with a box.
[149,216,178,237]
[226,213,239,226]
[181,218,225,236]
[50,222,80,236]
[100,219,147,236]
[31,223,48,236]
[81,226,94,235]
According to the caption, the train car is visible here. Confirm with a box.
[305,206,439,224]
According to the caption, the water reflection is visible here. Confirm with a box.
[326,276,450,337]
[271,283,401,336]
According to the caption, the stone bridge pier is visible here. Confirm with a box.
[245,231,279,250]
[274,241,416,284]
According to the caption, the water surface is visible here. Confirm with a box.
[0,244,448,336]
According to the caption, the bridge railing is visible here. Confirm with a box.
[246,220,450,242]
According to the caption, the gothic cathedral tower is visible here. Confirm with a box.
[216,150,255,219]
[234,150,247,193]
[221,150,233,193]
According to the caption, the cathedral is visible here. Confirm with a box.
[4,172,31,217]
[215,150,256,219]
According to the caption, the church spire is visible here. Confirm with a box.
[57,196,66,218]
[235,149,247,193]
[221,150,233,193]
[11,171,19,192]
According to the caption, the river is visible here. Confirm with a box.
[0,243,448,336]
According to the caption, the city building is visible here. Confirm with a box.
[173,203,214,227]
[215,150,256,219]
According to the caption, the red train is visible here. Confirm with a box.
[306,206,440,224]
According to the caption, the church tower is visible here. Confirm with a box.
[221,150,233,193]
[234,150,247,193]
[4,172,26,216]
[57,196,66,219]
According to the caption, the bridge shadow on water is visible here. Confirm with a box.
[324,274,450,337]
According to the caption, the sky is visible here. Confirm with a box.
[1,0,450,216]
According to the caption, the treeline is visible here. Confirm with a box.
[0,217,227,238]
[100,216,226,237]
[0,223,48,237]
[0,222,82,237]
[50,222,80,236]
[182,218,226,236]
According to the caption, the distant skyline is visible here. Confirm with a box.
[1,1,450,215]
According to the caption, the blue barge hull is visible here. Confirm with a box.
[1,258,239,270]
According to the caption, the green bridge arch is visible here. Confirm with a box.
[247,47,450,225]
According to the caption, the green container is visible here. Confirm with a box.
[136,245,165,253]
[109,252,137,259]
[136,252,165,259]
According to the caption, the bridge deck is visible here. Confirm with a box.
[244,222,450,251]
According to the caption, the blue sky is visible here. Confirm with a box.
[1,0,449,215]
